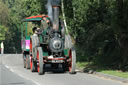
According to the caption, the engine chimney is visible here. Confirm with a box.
[51,0,61,31]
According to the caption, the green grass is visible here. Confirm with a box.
[101,70,128,79]
[77,62,89,69]
[76,62,128,79]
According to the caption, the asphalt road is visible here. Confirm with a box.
[0,55,35,85]
[0,54,127,85]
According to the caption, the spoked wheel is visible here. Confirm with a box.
[65,34,73,49]
[37,47,44,75]
[30,56,36,72]
[31,36,39,61]
[30,39,36,72]
[69,47,76,74]
[23,54,26,68]
[26,55,30,69]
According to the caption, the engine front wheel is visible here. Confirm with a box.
[37,47,44,75]
[69,47,76,74]
[30,56,36,72]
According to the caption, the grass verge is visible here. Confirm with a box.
[101,70,128,78]
[76,62,128,79]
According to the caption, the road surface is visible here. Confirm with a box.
[0,54,127,85]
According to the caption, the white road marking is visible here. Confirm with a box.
[5,65,9,69]
[4,64,41,85]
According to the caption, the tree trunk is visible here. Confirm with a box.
[116,0,128,71]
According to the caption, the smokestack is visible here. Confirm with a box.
[53,7,59,31]
[46,0,53,22]
[51,0,61,31]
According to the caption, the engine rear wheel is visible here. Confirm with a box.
[65,34,72,49]
[37,47,44,75]
[31,36,39,61]
[30,36,39,72]
[69,47,76,74]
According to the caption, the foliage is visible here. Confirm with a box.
[63,0,128,71]
[0,0,128,71]
[0,0,46,53]
[0,0,9,25]
[0,25,8,40]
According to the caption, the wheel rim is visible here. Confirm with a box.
[37,47,44,75]
[30,56,32,70]
[37,50,40,72]
[69,49,72,72]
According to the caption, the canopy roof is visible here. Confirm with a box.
[23,15,48,22]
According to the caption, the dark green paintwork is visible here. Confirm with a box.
[43,51,49,56]
[42,29,47,35]
[39,35,43,43]
[64,49,69,56]
[25,49,30,51]
[41,49,69,57]
[26,36,30,40]
[42,47,49,56]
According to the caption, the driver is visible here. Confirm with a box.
[32,27,38,36]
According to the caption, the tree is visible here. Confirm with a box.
[0,0,9,25]
[2,0,47,53]
[113,0,128,70]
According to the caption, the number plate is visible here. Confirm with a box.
[52,60,63,63]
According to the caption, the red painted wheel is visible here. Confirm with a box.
[37,47,44,75]
[69,47,76,74]
[31,36,39,61]
[30,38,32,53]
[30,56,32,69]
[30,38,36,72]
[30,55,36,72]
[37,50,39,72]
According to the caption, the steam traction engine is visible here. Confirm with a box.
[22,0,76,75]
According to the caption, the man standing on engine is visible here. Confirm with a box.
[41,15,50,30]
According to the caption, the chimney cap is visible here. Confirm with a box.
[51,0,61,7]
